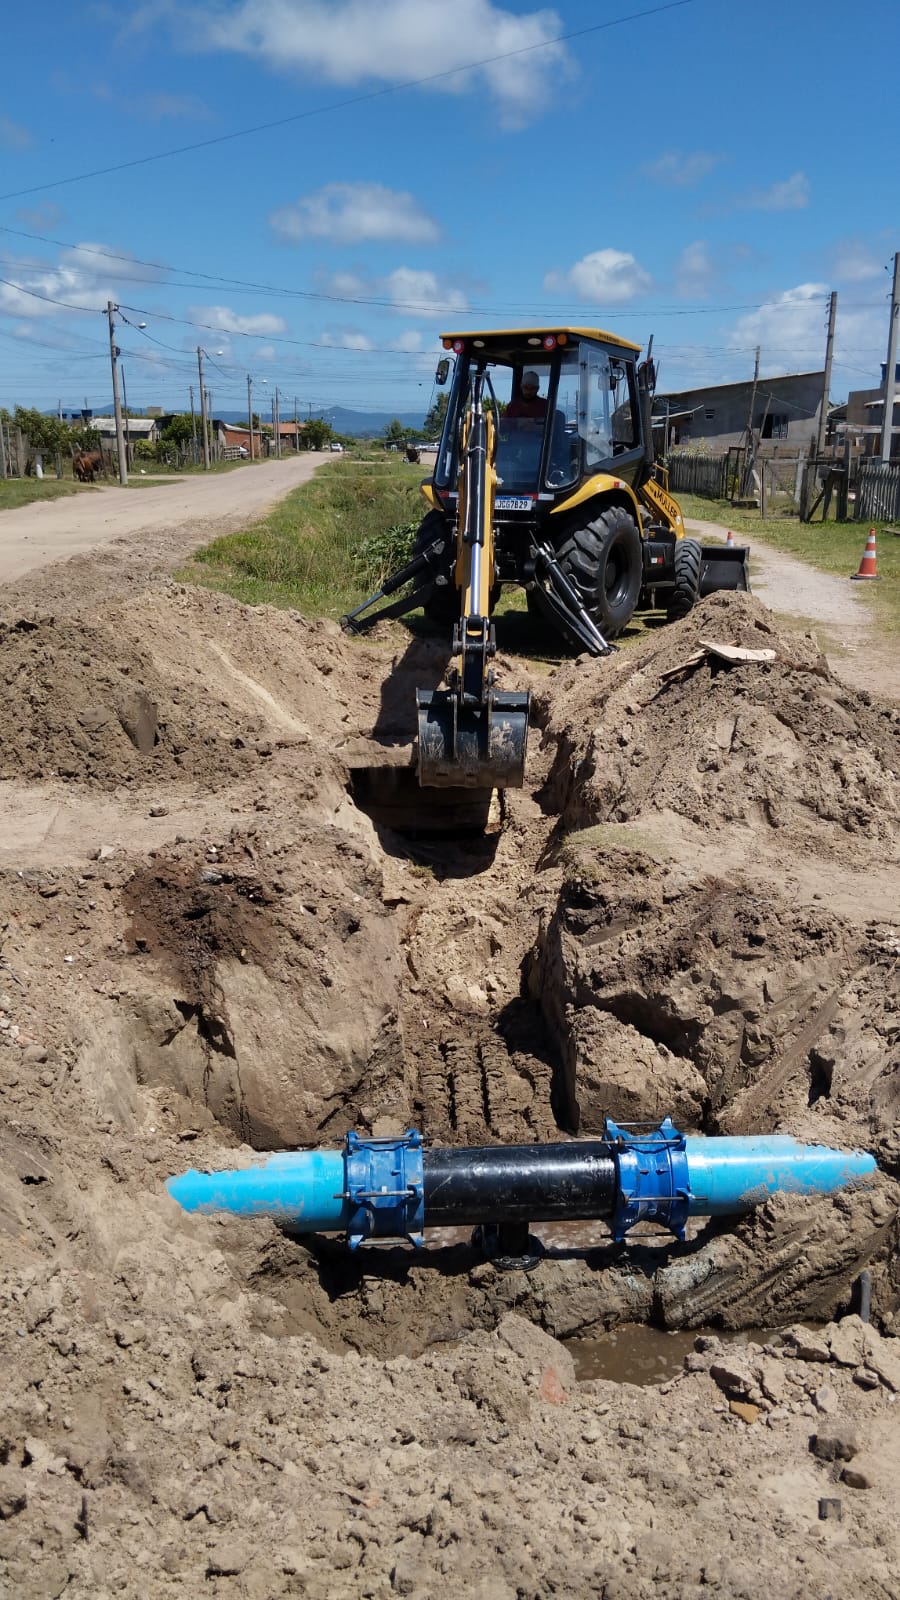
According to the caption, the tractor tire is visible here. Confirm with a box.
[555,505,643,641]
[666,537,703,622]
[413,509,458,625]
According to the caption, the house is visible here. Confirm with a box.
[655,371,825,455]
[218,425,265,459]
[89,416,159,442]
[843,364,900,458]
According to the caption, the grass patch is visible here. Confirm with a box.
[678,493,900,632]
[181,457,426,617]
[0,478,86,510]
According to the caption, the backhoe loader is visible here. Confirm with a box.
[342,326,749,793]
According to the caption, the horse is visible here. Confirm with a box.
[73,451,104,483]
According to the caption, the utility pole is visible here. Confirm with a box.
[880,251,900,465]
[197,350,210,470]
[121,365,131,468]
[189,385,198,462]
[816,291,837,458]
[274,389,281,457]
[742,345,760,493]
[107,301,128,486]
[294,396,300,452]
[247,375,254,461]
[271,396,276,456]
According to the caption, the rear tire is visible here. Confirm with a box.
[666,537,702,622]
[555,505,643,640]
[413,509,458,624]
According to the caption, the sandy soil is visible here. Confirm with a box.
[0,484,898,1598]
[686,514,900,700]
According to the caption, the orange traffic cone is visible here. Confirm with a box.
[725,529,735,547]
[851,528,879,581]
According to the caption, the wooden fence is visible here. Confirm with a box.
[666,452,729,500]
[855,461,900,523]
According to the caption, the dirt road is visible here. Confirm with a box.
[0,453,325,589]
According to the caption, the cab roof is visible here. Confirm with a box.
[440,326,643,354]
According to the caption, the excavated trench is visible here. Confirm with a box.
[122,731,898,1366]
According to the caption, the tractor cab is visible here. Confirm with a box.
[431,329,649,530]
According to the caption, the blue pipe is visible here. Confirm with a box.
[167,1121,876,1249]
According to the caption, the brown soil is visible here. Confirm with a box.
[1,528,899,1597]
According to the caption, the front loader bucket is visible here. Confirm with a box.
[699,544,750,597]
[417,689,530,789]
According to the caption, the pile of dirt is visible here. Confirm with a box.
[537,592,900,862]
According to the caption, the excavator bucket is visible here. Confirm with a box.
[699,544,751,596]
[417,688,530,789]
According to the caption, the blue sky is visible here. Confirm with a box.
[0,0,898,421]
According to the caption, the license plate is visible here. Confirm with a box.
[495,497,533,511]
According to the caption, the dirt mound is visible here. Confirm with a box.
[538,592,900,863]
[0,613,257,787]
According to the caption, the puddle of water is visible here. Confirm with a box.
[569,1323,774,1386]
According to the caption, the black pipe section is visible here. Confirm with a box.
[423,1142,618,1226]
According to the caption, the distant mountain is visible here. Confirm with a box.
[49,404,426,437]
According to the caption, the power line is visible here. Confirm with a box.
[0,1,696,202]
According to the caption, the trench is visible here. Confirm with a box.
[144,747,894,1379]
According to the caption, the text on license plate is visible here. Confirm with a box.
[495,497,533,511]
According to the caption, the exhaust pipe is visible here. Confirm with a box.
[167,1119,876,1252]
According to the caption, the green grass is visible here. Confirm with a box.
[180,457,427,617]
[0,478,87,509]
[677,493,900,631]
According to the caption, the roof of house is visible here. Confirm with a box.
[90,416,158,436]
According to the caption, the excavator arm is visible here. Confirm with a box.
[417,371,530,789]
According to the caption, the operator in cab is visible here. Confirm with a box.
[506,371,548,420]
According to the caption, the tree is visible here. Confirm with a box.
[382,418,407,445]
[423,392,448,439]
[13,406,71,455]
[303,417,335,451]
[160,413,195,447]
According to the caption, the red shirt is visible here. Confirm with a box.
[506,394,547,419]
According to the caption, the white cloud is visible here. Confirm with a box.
[186,304,288,336]
[0,242,166,319]
[739,171,810,212]
[544,248,652,304]
[390,330,425,352]
[316,265,469,317]
[641,149,719,187]
[254,344,276,361]
[188,0,571,126]
[830,238,886,284]
[271,182,440,247]
[382,267,467,317]
[674,240,717,299]
[728,282,886,392]
[318,329,375,350]
[0,115,33,150]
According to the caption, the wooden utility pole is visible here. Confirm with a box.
[294,396,300,452]
[247,375,254,461]
[107,301,128,486]
[816,291,837,458]
[189,385,198,461]
[197,350,210,470]
[880,251,900,464]
[741,346,760,495]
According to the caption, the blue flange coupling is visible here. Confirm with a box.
[342,1130,425,1250]
[605,1116,693,1242]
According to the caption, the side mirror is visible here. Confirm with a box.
[435,358,450,386]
